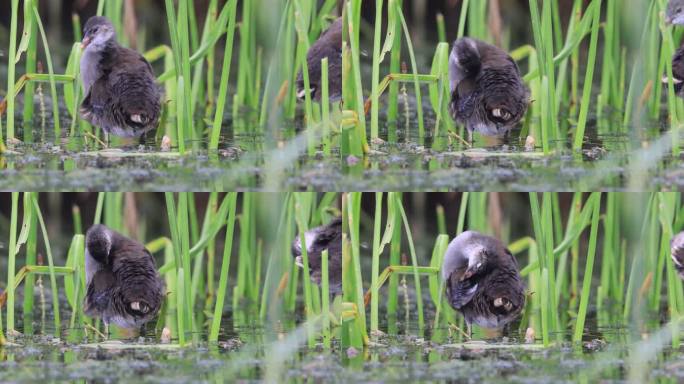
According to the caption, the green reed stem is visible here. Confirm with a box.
[572,0,601,151]
[397,5,425,140]
[164,193,186,344]
[178,193,195,338]
[5,0,18,140]
[386,192,403,320]
[23,192,37,334]
[22,0,38,142]
[395,193,424,330]
[573,192,601,343]
[387,0,403,126]
[209,0,238,150]
[32,194,61,335]
[209,192,238,342]
[345,192,367,348]
[6,193,19,331]
[321,249,331,348]
[369,0,384,139]
[321,58,331,155]
[346,1,368,154]
[32,5,60,141]
[370,192,383,332]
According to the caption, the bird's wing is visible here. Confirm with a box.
[446,271,479,309]
[84,269,116,315]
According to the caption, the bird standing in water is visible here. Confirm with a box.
[84,224,164,336]
[296,17,343,102]
[291,217,342,295]
[442,230,525,335]
[79,16,161,143]
[449,38,529,140]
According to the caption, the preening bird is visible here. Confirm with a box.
[449,38,529,140]
[291,217,342,295]
[442,230,525,333]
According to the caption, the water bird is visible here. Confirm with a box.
[85,224,164,334]
[296,17,342,102]
[671,231,684,279]
[79,16,161,141]
[667,0,684,25]
[662,45,684,97]
[442,230,525,333]
[291,217,342,295]
[449,38,529,139]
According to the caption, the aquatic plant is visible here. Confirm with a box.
[1,0,341,161]
[342,0,684,160]
[1,192,341,347]
[347,192,684,348]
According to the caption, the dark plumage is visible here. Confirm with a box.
[291,217,342,294]
[84,224,164,331]
[296,17,343,102]
[663,45,684,97]
[449,38,529,138]
[442,231,525,330]
[667,0,684,25]
[79,16,161,139]
[671,231,684,279]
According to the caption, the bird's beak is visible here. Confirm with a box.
[81,36,92,50]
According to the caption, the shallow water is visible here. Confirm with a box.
[5,94,684,191]
[1,284,681,383]
[0,138,342,191]
[337,86,684,191]
[0,101,343,191]
[3,322,684,383]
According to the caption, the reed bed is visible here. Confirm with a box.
[342,0,680,157]
[1,0,341,156]
[343,192,684,349]
[0,192,340,347]
[1,193,684,357]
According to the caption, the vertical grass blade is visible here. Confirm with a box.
[573,192,601,343]
[209,192,238,342]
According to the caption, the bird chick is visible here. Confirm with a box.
[80,16,161,141]
[291,217,342,295]
[296,17,343,102]
[442,230,525,331]
[84,224,164,333]
[449,38,529,139]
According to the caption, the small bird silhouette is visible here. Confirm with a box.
[291,217,342,295]
[449,38,529,139]
[80,16,161,142]
[296,17,343,102]
[442,230,525,334]
[84,224,164,336]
